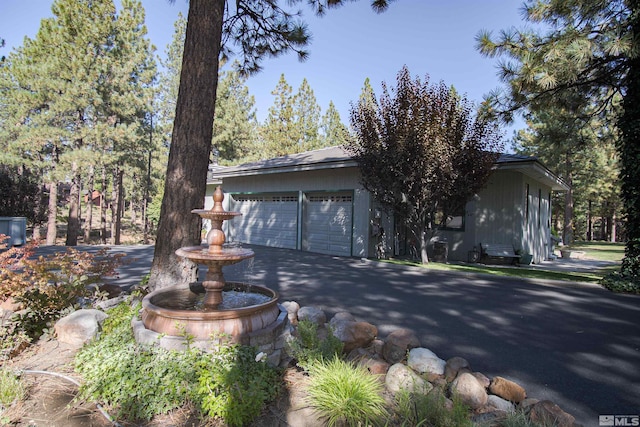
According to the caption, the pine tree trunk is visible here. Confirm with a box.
[66,162,81,246]
[115,168,124,245]
[100,168,108,244]
[148,0,225,291]
[84,167,94,243]
[563,153,574,245]
[46,181,58,245]
[587,199,593,241]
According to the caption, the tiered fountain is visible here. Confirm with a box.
[137,186,285,348]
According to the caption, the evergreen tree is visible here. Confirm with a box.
[477,0,640,289]
[212,64,258,165]
[514,101,621,243]
[0,0,156,246]
[320,101,350,147]
[294,78,321,150]
[261,73,300,157]
[157,12,186,149]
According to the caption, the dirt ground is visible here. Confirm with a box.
[2,337,314,427]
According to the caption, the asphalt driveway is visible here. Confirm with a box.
[36,244,640,426]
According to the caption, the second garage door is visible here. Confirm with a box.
[302,192,353,256]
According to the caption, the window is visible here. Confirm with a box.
[435,205,465,230]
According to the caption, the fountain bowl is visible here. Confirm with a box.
[141,282,280,343]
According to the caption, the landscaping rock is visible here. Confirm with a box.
[385,363,432,395]
[529,400,576,427]
[0,296,22,312]
[331,320,377,353]
[445,356,470,381]
[473,371,491,388]
[487,395,515,413]
[297,306,326,325]
[407,347,446,376]
[489,376,527,403]
[358,356,390,377]
[329,311,356,326]
[450,372,488,409]
[54,309,108,347]
[382,328,420,364]
[281,301,300,325]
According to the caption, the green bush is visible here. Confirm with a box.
[287,319,343,369]
[196,344,281,426]
[306,357,387,427]
[75,301,200,421]
[75,301,281,425]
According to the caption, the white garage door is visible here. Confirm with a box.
[229,193,298,249]
[302,192,353,256]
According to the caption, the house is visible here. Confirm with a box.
[206,146,568,264]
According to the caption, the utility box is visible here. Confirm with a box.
[0,217,27,247]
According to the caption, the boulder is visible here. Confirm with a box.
[331,320,377,353]
[382,328,420,364]
[472,372,491,389]
[487,395,515,413]
[329,311,356,326]
[357,356,390,377]
[55,309,108,347]
[444,356,470,381]
[529,400,576,427]
[489,376,526,403]
[407,347,446,376]
[297,306,326,326]
[385,363,432,395]
[450,372,488,409]
[0,296,22,312]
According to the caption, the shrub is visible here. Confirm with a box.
[287,319,343,369]
[196,344,281,426]
[75,301,281,425]
[0,238,124,350]
[306,357,387,427]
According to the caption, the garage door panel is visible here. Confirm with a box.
[230,194,298,249]
[303,193,353,256]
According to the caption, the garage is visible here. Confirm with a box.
[302,191,353,256]
[228,193,298,249]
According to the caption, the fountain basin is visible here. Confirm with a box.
[141,282,280,343]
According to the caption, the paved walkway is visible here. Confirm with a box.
[36,244,640,426]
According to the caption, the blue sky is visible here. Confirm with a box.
[1,0,528,137]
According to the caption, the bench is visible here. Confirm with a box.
[480,243,520,264]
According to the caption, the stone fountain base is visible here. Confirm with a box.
[133,283,291,366]
[131,304,292,366]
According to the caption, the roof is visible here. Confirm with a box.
[209,146,568,191]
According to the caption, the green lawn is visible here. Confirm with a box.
[381,242,625,284]
[564,241,625,262]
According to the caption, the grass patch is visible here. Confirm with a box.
[565,241,625,262]
[382,259,606,283]
[0,368,26,410]
[393,388,472,427]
